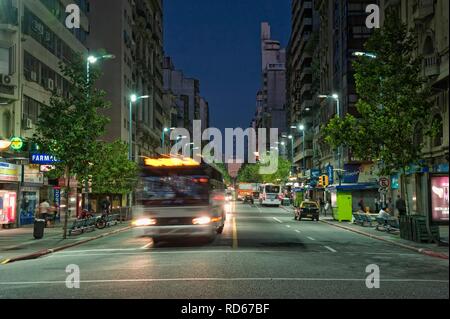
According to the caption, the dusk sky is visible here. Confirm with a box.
[164,0,291,133]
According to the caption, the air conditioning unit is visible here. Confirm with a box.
[24,118,33,130]
[30,71,37,82]
[47,78,54,91]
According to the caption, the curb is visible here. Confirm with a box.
[320,219,449,260]
[0,225,133,265]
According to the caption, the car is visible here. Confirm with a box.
[295,200,320,221]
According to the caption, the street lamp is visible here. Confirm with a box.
[352,51,377,59]
[161,127,176,153]
[319,93,342,184]
[84,53,115,210]
[86,54,115,87]
[128,94,149,160]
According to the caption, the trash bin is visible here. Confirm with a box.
[33,219,45,239]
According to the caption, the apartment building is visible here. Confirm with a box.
[163,56,210,136]
[257,22,287,136]
[88,0,165,160]
[382,0,449,214]
[0,0,89,226]
[287,0,320,173]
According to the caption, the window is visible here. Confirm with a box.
[0,47,10,74]
[23,96,42,123]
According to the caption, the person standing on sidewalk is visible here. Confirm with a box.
[395,195,407,217]
[39,199,50,227]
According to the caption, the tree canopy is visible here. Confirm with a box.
[324,12,436,176]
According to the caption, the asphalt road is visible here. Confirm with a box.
[0,202,448,299]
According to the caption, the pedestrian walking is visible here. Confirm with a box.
[38,198,51,227]
[395,195,407,217]
[324,200,331,217]
[101,196,111,214]
[374,198,380,213]
[319,198,325,216]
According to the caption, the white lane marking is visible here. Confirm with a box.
[141,242,153,249]
[286,225,291,228]
[324,246,337,253]
[307,236,315,241]
[294,230,301,233]
[0,278,447,285]
[273,217,283,223]
[47,250,426,258]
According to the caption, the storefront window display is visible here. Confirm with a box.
[20,191,39,225]
[0,190,17,225]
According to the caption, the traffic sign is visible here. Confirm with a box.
[379,177,390,188]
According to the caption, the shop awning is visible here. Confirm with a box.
[326,183,379,191]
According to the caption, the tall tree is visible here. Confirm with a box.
[324,12,437,212]
[90,140,138,196]
[33,54,110,238]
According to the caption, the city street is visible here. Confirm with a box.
[0,202,448,299]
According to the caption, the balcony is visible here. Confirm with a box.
[414,0,434,21]
[423,54,440,77]
[294,149,314,163]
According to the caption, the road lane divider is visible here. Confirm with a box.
[294,230,301,233]
[324,246,337,253]
[307,236,315,241]
[273,217,283,223]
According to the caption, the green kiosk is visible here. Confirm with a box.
[326,183,379,222]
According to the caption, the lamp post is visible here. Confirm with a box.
[319,93,342,184]
[298,125,305,173]
[128,94,149,161]
[85,54,114,210]
[352,51,377,59]
[161,127,175,154]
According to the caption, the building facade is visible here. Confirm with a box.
[287,0,320,173]
[256,22,287,138]
[0,0,90,226]
[163,56,209,137]
[88,0,165,160]
[381,0,449,216]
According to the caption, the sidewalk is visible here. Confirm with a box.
[320,216,449,259]
[280,205,449,259]
[0,220,132,264]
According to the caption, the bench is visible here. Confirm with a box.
[376,217,399,233]
[69,217,97,236]
[353,213,376,227]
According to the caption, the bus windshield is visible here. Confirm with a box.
[137,174,210,206]
[265,185,280,194]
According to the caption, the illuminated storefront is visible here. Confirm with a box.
[0,162,20,227]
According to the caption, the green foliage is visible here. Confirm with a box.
[236,157,292,184]
[324,13,435,175]
[211,162,232,186]
[90,140,138,195]
[32,53,110,180]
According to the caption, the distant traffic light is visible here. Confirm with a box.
[317,175,329,188]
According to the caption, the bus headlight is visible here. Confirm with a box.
[192,216,211,225]
[132,218,157,226]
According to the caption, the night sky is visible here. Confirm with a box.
[164,0,291,133]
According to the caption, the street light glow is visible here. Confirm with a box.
[332,93,339,99]
[288,135,293,139]
[87,55,98,64]
[299,125,305,131]
[130,94,137,103]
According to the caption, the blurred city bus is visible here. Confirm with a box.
[133,156,226,243]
